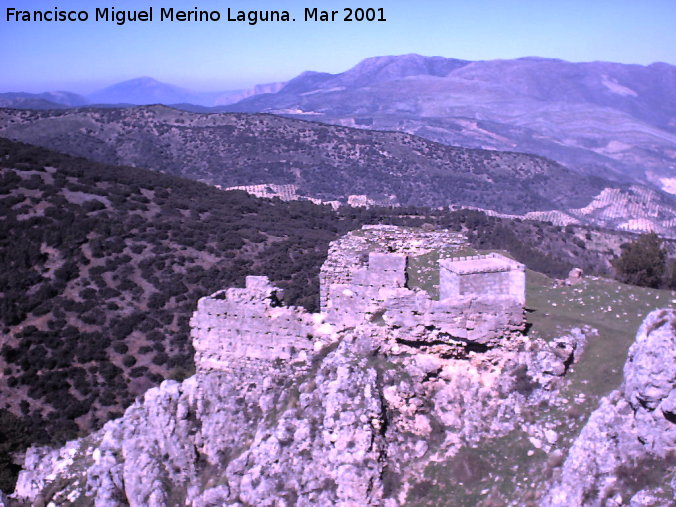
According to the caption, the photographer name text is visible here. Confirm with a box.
[5,6,388,26]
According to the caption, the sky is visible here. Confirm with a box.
[1,0,675,93]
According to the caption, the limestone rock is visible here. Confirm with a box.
[623,309,676,457]
[9,322,562,506]
[542,309,676,506]
[529,327,591,386]
[7,227,630,505]
[566,267,584,285]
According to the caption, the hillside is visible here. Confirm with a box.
[1,137,654,490]
[0,92,88,110]
[0,138,367,489]
[226,54,676,192]
[0,105,616,215]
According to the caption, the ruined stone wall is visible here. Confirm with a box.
[320,225,466,310]
[191,231,525,374]
[324,252,525,345]
[380,292,525,345]
[458,271,511,296]
[325,252,407,327]
[326,285,524,346]
[191,276,316,373]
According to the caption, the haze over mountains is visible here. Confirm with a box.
[5,54,672,195]
[0,77,286,110]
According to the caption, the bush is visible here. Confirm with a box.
[112,342,129,354]
[122,355,137,368]
[613,233,668,289]
[81,199,106,212]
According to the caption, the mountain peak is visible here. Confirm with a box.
[344,53,470,82]
[88,77,193,105]
[119,76,166,86]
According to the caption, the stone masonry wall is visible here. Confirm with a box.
[320,225,466,310]
[324,251,526,346]
[191,276,317,373]
[459,271,510,296]
[191,229,526,374]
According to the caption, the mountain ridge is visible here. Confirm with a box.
[4,55,673,194]
[0,77,286,109]
[225,55,676,192]
[0,105,617,215]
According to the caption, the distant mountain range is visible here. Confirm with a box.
[0,77,286,109]
[225,55,676,194]
[1,54,674,194]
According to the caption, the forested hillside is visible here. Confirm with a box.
[0,106,611,214]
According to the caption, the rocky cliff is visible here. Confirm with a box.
[543,308,675,506]
[2,306,673,506]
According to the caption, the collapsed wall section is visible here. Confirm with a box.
[379,290,525,345]
[326,252,407,327]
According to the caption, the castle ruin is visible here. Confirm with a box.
[191,226,526,373]
[319,225,466,309]
[324,251,525,345]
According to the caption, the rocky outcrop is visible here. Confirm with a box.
[529,327,590,386]
[8,321,571,506]
[542,309,676,506]
[623,310,676,458]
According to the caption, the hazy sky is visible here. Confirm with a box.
[2,0,675,93]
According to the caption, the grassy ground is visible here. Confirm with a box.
[526,270,675,398]
[406,247,477,298]
[409,428,548,506]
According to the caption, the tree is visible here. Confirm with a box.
[613,233,667,288]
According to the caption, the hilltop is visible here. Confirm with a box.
[1,137,656,490]
[4,224,674,505]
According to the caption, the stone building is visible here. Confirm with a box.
[440,253,526,305]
